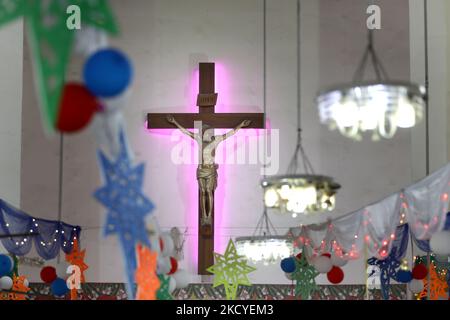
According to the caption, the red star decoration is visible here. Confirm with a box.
[65,238,89,283]
[65,238,89,300]
[135,244,160,300]
[10,275,30,300]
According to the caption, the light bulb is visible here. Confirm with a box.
[279,185,291,200]
[396,98,416,128]
[264,188,279,207]
[334,99,359,128]
[359,104,379,130]
[302,186,317,205]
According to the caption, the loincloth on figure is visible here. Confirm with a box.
[196,164,218,192]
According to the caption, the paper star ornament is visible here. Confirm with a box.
[206,239,256,300]
[291,253,319,300]
[157,275,173,300]
[135,244,160,300]
[419,263,448,300]
[65,238,89,300]
[94,130,154,299]
[11,275,30,300]
[0,0,118,132]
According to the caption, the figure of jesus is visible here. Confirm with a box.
[167,115,251,236]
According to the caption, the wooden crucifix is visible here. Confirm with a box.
[147,63,265,274]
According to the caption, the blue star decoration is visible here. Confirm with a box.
[291,252,319,300]
[94,130,154,300]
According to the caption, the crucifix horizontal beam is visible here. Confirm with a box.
[147,113,265,129]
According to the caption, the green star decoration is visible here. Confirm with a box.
[156,275,173,300]
[206,239,256,300]
[0,0,118,132]
[291,252,319,300]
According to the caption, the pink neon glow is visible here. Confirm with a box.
[145,63,267,268]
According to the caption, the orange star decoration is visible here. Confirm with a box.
[135,244,160,300]
[10,275,30,300]
[65,238,89,300]
[419,263,448,300]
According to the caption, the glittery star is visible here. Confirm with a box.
[94,130,154,299]
[419,263,449,300]
[0,0,118,132]
[291,253,319,300]
[135,244,160,300]
[206,239,256,300]
[156,275,173,300]
[65,238,88,283]
[65,238,89,300]
[10,275,30,300]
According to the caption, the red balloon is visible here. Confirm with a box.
[327,266,344,284]
[321,253,331,258]
[168,257,178,275]
[56,83,99,133]
[296,253,302,259]
[40,266,57,284]
[412,264,428,280]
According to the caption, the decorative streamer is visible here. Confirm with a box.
[0,199,80,259]
[0,0,118,132]
[367,224,409,300]
[94,130,154,299]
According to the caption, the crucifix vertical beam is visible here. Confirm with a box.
[198,63,215,275]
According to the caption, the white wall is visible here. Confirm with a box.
[0,20,23,255]
[0,20,23,208]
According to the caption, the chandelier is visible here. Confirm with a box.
[261,0,340,218]
[317,31,426,141]
[235,209,293,265]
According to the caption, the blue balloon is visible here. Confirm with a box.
[0,254,13,277]
[51,278,69,297]
[83,48,133,98]
[396,270,413,283]
[280,257,296,273]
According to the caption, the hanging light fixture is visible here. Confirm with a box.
[317,30,426,141]
[261,0,340,218]
[236,209,294,265]
[235,0,293,265]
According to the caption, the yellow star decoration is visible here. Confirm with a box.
[207,239,256,300]
[419,263,448,300]
[65,238,89,300]
[135,244,160,300]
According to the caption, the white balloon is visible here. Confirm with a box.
[161,232,175,257]
[430,231,450,256]
[408,279,424,294]
[0,276,13,290]
[172,269,190,289]
[314,256,333,273]
[23,278,29,288]
[168,276,176,293]
[158,256,172,274]
[330,254,347,267]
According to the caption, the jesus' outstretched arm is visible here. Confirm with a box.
[166,115,196,139]
[220,119,252,141]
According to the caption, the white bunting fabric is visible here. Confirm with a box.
[295,163,450,261]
